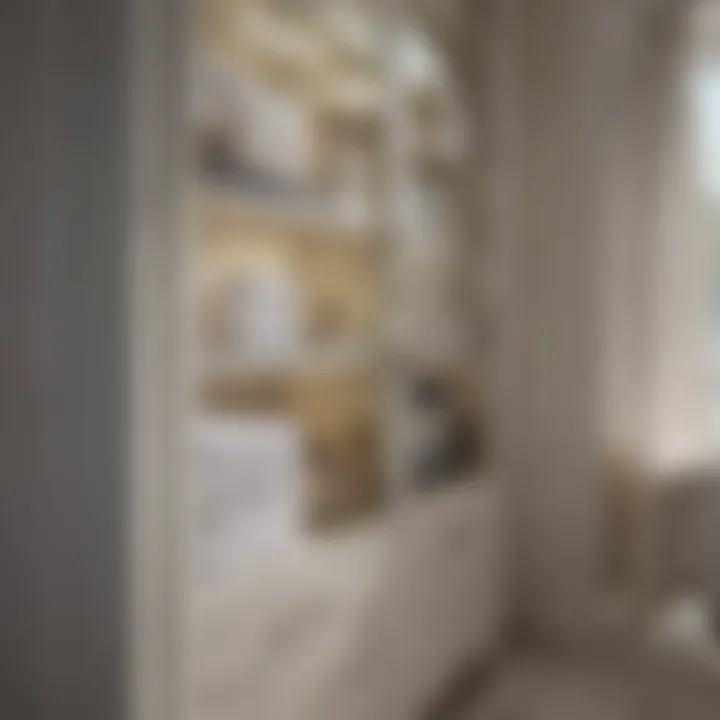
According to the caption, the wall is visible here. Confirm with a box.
[496,0,615,643]
[0,1,130,717]
[604,3,708,469]
[600,3,720,613]
[491,0,711,641]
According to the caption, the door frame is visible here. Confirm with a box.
[128,0,194,718]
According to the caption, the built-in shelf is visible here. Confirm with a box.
[203,348,379,381]
[193,0,485,520]
[197,3,384,109]
[199,184,379,242]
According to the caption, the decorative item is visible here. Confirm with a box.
[195,60,314,197]
[204,264,301,368]
[408,375,482,489]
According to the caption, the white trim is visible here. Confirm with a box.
[128,0,193,718]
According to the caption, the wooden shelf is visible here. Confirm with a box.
[197,1,384,107]
[203,348,379,382]
[199,183,380,242]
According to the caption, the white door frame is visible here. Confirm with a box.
[128,0,194,718]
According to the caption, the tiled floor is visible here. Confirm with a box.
[460,616,720,720]
[453,593,720,720]
[459,651,638,720]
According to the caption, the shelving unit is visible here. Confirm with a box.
[192,0,390,531]
[200,185,380,242]
[186,4,500,719]
[382,18,486,496]
[192,0,486,531]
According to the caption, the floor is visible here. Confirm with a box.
[458,650,638,720]
[459,600,720,720]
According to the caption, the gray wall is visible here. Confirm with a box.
[496,0,608,642]
[0,1,129,717]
